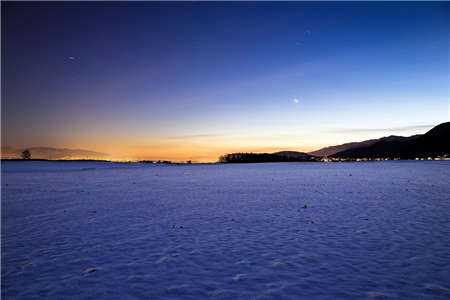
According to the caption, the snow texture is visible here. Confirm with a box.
[2,161,450,299]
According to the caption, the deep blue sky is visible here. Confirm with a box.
[2,2,449,161]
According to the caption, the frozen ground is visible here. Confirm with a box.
[2,161,450,299]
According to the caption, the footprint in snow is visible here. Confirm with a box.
[424,284,450,298]
[156,256,171,264]
[232,274,246,281]
[19,260,33,269]
[367,291,387,299]
[83,267,98,274]
[270,259,287,268]
[235,259,250,265]
[166,284,190,293]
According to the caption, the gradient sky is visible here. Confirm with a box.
[2,2,449,161]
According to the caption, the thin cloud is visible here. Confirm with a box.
[167,134,222,140]
[328,124,434,134]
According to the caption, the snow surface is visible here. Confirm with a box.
[2,161,450,299]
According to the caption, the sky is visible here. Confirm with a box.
[2,2,449,162]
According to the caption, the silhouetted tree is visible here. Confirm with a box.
[21,149,31,160]
[218,152,316,163]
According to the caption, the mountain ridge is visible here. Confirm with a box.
[1,147,109,160]
[331,122,450,158]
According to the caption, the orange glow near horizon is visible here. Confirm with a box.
[3,125,437,162]
[2,3,448,163]
[81,138,320,163]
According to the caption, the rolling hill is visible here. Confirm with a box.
[331,122,450,159]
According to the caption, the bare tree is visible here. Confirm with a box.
[21,149,31,160]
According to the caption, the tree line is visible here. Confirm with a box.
[219,152,312,163]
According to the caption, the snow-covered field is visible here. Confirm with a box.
[2,161,450,299]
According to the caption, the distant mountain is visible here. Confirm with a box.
[310,135,421,157]
[1,147,109,160]
[331,122,450,159]
[309,138,381,157]
[1,146,18,158]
